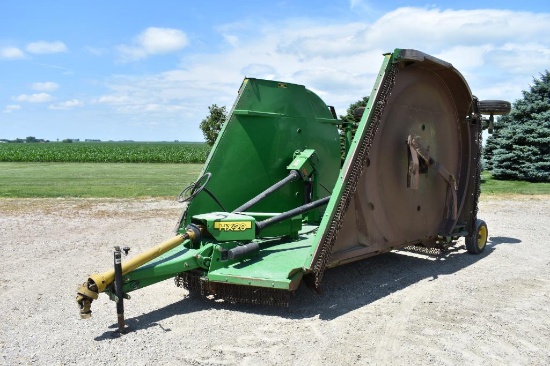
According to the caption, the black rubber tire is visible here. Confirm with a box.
[353,107,365,121]
[466,219,488,254]
[478,100,511,116]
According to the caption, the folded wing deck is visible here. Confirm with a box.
[77,49,498,324]
[186,49,479,288]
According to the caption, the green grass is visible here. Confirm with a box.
[0,163,203,198]
[481,172,550,195]
[0,141,209,163]
[1,163,548,198]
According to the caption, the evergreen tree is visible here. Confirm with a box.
[484,71,550,182]
[199,104,227,146]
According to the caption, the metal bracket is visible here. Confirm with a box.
[407,135,458,220]
[287,149,318,180]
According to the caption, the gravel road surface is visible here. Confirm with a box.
[1,196,549,365]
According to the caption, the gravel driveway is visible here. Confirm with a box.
[1,196,549,365]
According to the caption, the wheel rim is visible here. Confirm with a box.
[477,225,488,250]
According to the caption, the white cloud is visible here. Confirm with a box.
[96,95,131,105]
[491,42,550,74]
[0,47,25,59]
[362,8,550,54]
[13,93,53,103]
[276,22,370,59]
[2,104,21,113]
[223,34,239,47]
[93,7,550,138]
[138,27,188,54]
[349,0,375,14]
[31,81,59,91]
[240,64,277,79]
[435,45,495,71]
[26,41,67,54]
[98,68,236,115]
[237,8,550,107]
[48,99,83,110]
[84,45,108,56]
[117,27,188,62]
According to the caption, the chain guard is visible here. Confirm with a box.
[311,63,399,288]
[175,271,291,307]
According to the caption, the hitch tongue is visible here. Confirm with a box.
[76,224,202,319]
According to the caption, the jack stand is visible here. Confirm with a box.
[113,246,128,334]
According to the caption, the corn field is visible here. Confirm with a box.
[0,142,209,163]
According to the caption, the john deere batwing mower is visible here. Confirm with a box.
[76,49,510,331]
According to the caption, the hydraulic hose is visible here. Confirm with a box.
[255,196,330,233]
[233,170,300,213]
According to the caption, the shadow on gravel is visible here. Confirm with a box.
[94,300,208,341]
[488,236,522,245]
[94,235,521,337]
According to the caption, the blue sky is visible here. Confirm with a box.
[1,0,549,142]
